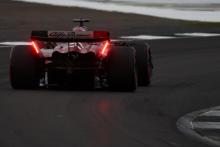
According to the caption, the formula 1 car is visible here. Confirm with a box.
[9,19,153,91]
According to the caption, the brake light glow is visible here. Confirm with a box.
[31,41,39,54]
[100,41,110,57]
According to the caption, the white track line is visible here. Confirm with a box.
[111,0,220,4]
[120,35,176,40]
[175,33,220,37]
[200,110,220,117]
[193,122,220,130]
[14,0,220,22]
[0,42,31,46]
[0,33,219,46]
[177,106,220,147]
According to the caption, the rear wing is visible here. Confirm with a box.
[31,30,110,42]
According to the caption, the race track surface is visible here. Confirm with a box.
[0,1,220,147]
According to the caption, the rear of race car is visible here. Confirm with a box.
[10,30,152,91]
[33,30,110,88]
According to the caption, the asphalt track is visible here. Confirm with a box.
[1,1,220,147]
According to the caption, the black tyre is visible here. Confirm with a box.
[133,40,153,86]
[10,45,42,89]
[108,46,137,91]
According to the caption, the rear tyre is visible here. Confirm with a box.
[10,45,42,89]
[133,40,153,86]
[108,46,137,91]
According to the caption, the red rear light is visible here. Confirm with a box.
[99,41,110,57]
[93,31,109,39]
[31,41,40,54]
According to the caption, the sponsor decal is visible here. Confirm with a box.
[48,31,75,39]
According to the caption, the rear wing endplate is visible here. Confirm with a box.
[31,30,110,42]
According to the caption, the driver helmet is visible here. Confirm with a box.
[72,26,87,32]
